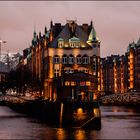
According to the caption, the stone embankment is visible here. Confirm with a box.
[0,95,38,105]
[100,92,140,106]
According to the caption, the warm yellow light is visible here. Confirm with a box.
[56,128,65,140]
[65,81,70,86]
[49,57,53,78]
[71,81,76,86]
[75,130,85,140]
[93,108,101,118]
[77,108,83,115]
[86,81,91,86]
[65,44,69,47]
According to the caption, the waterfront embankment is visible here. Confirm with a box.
[100,92,140,106]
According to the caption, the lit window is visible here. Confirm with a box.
[69,69,74,73]
[53,55,60,63]
[58,38,64,48]
[71,81,76,86]
[83,55,89,64]
[76,55,82,64]
[69,55,74,64]
[80,82,85,86]
[62,55,67,64]
[86,81,91,86]
[54,69,59,77]
[93,58,96,62]
[85,69,88,73]
[65,81,70,86]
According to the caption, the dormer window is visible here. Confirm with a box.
[58,38,64,48]
[69,37,80,48]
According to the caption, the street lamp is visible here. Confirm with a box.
[0,39,6,61]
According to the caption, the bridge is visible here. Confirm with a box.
[100,92,140,106]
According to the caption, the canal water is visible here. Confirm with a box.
[0,105,140,139]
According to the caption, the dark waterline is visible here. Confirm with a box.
[0,105,140,139]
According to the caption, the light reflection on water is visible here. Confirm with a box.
[0,106,140,139]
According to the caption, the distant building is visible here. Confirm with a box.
[127,37,140,92]
[100,55,128,94]
[100,37,140,94]
[0,61,8,81]
[29,20,101,100]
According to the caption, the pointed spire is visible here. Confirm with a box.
[137,37,140,46]
[49,30,53,42]
[39,32,41,38]
[88,27,96,41]
[45,26,47,34]
[50,20,53,29]
[33,24,36,38]
[90,20,93,28]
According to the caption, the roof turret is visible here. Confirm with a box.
[88,27,98,42]
[137,37,140,46]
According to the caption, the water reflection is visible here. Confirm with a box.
[56,128,66,140]
[74,129,86,140]
[0,106,140,139]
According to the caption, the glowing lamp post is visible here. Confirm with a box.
[0,39,6,61]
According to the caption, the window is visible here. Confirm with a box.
[71,81,76,86]
[54,69,59,77]
[65,69,74,74]
[58,38,64,48]
[85,69,89,73]
[83,55,89,64]
[76,55,82,64]
[62,55,67,64]
[93,57,96,62]
[65,81,70,86]
[69,37,80,48]
[80,82,85,86]
[69,55,74,64]
[86,81,91,86]
[69,69,74,73]
[53,55,60,63]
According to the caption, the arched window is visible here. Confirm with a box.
[53,55,60,64]
[76,55,82,64]
[62,54,67,64]
[69,54,74,64]
[83,54,89,64]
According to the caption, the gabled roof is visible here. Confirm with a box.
[58,38,64,41]
[51,23,90,48]
[69,36,80,42]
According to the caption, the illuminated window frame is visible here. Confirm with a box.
[62,55,67,64]
[53,55,60,64]
[86,81,91,86]
[69,55,74,64]
[83,55,89,64]
[54,69,59,77]
[76,55,82,64]
[65,81,70,86]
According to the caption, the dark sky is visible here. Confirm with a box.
[0,1,140,57]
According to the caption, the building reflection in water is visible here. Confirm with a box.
[74,129,86,140]
[56,128,66,140]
